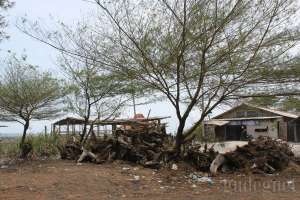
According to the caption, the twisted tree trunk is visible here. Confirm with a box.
[20,120,30,147]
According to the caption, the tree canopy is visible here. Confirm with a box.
[60,55,128,142]
[0,0,13,41]
[0,55,62,146]
[249,96,300,113]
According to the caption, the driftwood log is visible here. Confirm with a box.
[77,147,97,163]
[210,154,225,176]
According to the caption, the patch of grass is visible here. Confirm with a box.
[26,133,64,158]
[0,133,66,159]
[0,138,20,158]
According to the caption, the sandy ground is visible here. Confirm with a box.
[0,160,300,200]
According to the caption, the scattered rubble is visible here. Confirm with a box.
[189,173,213,184]
[133,175,140,181]
[184,143,218,171]
[171,163,178,170]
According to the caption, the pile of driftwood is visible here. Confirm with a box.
[184,144,218,171]
[59,124,218,169]
[210,136,294,175]
[60,129,295,174]
[59,126,176,169]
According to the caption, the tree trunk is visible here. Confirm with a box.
[80,105,91,143]
[19,120,33,159]
[82,124,94,145]
[20,120,30,147]
[80,117,89,143]
[174,121,185,156]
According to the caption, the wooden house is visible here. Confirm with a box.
[204,103,300,142]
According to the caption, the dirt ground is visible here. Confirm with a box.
[1,160,300,200]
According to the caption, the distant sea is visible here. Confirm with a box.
[0,133,21,138]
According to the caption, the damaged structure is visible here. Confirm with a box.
[51,115,169,136]
[57,115,173,168]
[204,103,300,142]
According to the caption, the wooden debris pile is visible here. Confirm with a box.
[59,125,175,169]
[222,136,294,174]
[59,142,82,160]
[184,144,218,171]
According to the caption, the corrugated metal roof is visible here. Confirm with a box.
[216,116,282,121]
[205,116,282,126]
[213,103,299,119]
[252,104,299,119]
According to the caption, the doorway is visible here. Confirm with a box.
[225,125,243,141]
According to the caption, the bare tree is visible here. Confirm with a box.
[0,55,62,148]
[60,55,128,143]
[91,0,300,153]
[18,19,144,144]
[18,0,300,154]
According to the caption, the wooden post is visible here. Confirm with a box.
[67,121,70,135]
[44,126,47,135]
[294,124,298,142]
[202,122,206,139]
[53,125,56,135]
[147,109,151,119]
[72,124,75,135]
[132,93,136,116]
[112,124,117,135]
[224,126,227,141]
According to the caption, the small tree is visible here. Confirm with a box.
[0,55,62,148]
[60,55,128,143]
[18,19,141,144]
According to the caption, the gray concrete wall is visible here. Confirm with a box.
[246,120,278,139]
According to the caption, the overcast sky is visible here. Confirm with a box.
[0,0,185,135]
[1,0,95,71]
[0,0,94,135]
[1,0,285,135]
